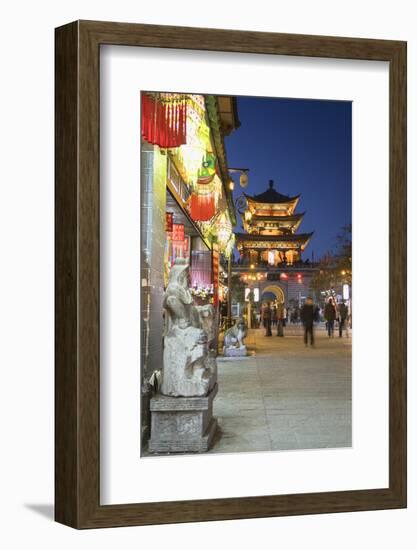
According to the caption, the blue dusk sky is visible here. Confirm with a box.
[224,96,352,261]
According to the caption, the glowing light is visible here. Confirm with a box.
[253,288,259,302]
[216,212,233,249]
[281,273,288,280]
[177,144,205,184]
[229,180,235,191]
[250,264,255,269]
[341,270,346,276]
[343,284,350,300]
[239,172,248,188]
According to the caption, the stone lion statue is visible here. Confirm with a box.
[161,258,217,397]
[224,318,247,349]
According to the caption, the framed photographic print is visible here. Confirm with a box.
[55,20,406,528]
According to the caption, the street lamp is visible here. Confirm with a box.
[226,168,250,329]
[228,167,249,188]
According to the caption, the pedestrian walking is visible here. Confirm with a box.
[313,304,320,324]
[324,297,337,337]
[301,296,315,347]
[337,300,349,337]
[271,305,277,327]
[263,302,272,336]
[276,301,285,337]
[346,308,351,337]
[291,306,299,324]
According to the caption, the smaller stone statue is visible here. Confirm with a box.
[223,318,248,357]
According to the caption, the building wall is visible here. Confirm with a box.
[285,275,314,305]
[141,143,167,380]
[252,272,315,306]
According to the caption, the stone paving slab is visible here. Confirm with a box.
[209,327,352,454]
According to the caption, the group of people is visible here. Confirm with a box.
[261,302,286,337]
[301,296,350,347]
[261,297,350,347]
[323,297,349,338]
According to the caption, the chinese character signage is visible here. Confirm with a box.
[165,212,173,233]
[172,223,185,242]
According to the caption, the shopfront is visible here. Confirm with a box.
[140,91,240,396]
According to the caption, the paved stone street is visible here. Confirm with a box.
[211,325,352,454]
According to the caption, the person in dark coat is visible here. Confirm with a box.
[324,297,337,337]
[263,302,272,336]
[294,306,300,324]
[271,306,278,327]
[301,297,315,347]
[276,301,285,337]
[337,300,349,337]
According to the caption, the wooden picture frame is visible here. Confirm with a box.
[55,20,407,528]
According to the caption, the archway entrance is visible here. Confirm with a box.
[261,284,285,304]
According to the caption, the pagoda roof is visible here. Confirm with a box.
[244,180,300,205]
[236,232,313,243]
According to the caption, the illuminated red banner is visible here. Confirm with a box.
[172,223,185,242]
[165,212,173,233]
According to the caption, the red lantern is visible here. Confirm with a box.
[190,192,215,221]
[141,93,187,148]
[189,152,216,221]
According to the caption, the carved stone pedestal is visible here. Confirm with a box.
[223,345,247,357]
[148,384,218,453]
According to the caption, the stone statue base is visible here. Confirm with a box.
[223,345,247,357]
[148,384,218,453]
